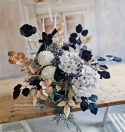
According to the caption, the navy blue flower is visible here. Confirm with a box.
[20,24,37,37]
[39,32,52,45]
[39,29,58,46]
[80,49,93,61]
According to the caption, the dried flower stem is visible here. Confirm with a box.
[27,38,34,51]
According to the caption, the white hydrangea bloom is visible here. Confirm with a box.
[59,51,84,74]
[72,65,100,97]
[41,66,56,81]
[37,51,54,66]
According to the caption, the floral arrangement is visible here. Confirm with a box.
[8,18,122,131]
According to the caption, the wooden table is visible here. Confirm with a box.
[0,63,125,125]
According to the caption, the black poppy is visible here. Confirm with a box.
[39,32,52,45]
[80,50,93,61]
[20,24,37,37]
[62,45,69,51]
[82,30,88,36]
[22,88,30,97]
[54,68,65,82]
[76,24,83,33]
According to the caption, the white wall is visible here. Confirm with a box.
[101,0,125,61]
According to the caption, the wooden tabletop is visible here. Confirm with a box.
[0,63,125,124]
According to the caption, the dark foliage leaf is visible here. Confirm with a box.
[98,57,106,61]
[76,24,83,33]
[70,33,78,38]
[81,30,88,36]
[22,88,30,97]
[14,84,22,91]
[51,28,58,36]
[69,37,77,44]
[81,96,86,101]
[91,63,98,66]
[62,46,69,51]
[80,101,88,112]
[37,44,45,55]
[99,65,108,70]
[89,103,98,115]
[13,90,21,100]
[106,55,113,58]
[89,95,98,102]
[76,38,82,45]
[112,57,122,62]
[98,71,110,79]
[68,43,76,49]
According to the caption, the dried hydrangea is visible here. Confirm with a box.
[72,65,100,97]
[41,66,56,81]
[37,51,54,66]
[59,51,84,74]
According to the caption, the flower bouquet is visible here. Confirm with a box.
[8,19,122,131]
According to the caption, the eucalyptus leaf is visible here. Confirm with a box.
[89,95,98,102]
[98,71,110,79]
[89,103,98,115]
[99,65,108,70]
[80,101,88,112]
[98,57,106,61]
[113,57,122,62]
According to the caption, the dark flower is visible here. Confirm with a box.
[39,32,52,45]
[54,68,65,82]
[20,24,37,37]
[80,49,93,61]
[22,88,30,97]
[39,29,58,46]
